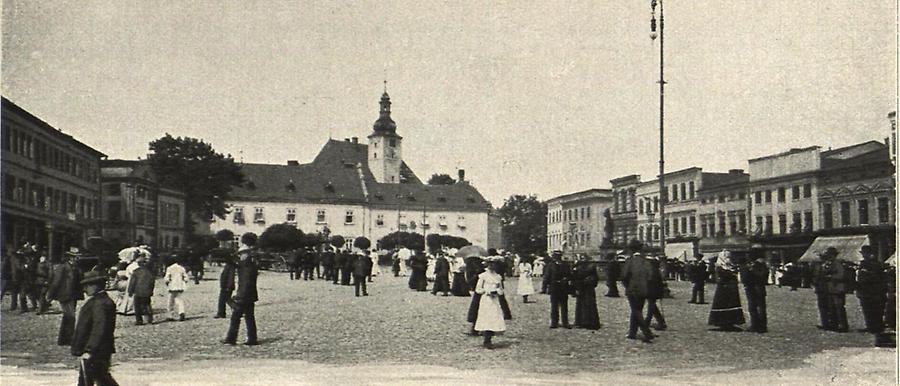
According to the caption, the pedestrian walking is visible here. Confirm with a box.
[855,246,886,333]
[368,249,379,281]
[821,247,850,332]
[604,254,621,298]
[352,252,371,297]
[450,256,469,297]
[621,251,654,343]
[688,255,709,304]
[547,251,572,329]
[71,270,118,386]
[473,257,506,349]
[572,254,600,330]
[127,259,155,326]
[431,252,451,296]
[516,256,536,303]
[644,256,668,331]
[46,248,83,346]
[708,251,745,331]
[164,256,190,321]
[742,250,769,333]
[223,233,259,346]
[465,256,485,335]
[215,256,236,319]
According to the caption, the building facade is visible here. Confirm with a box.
[609,175,639,246]
[1,97,105,259]
[696,170,751,256]
[545,188,613,256]
[207,91,493,250]
[100,160,188,252]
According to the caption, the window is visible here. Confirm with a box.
[803,211,813,232]
[681,217,688,234]
[791,212,801,233]
[822,203,833,229]
[791,186,800,200]
[689,181,695,199]
[839,201,850,227]
[718,214,726,235]
[653,197,659,212]
[665,219,670,236]
[877,197,890,224]
[680,183,686,201]
[671,184,678,201]
[728,214,737,235]
[803,184,812,198]
[776,214,786,234]
[233,207,245,223]
[765,190,772,203]
[586,207,591,218]
[376,214,385,227]
[345,210,354,224]
[738,213,746,233]
[253,207,265,223]
[316,209,326,223]
[755,191,762,204]
[388,139,396,147]
[580,207,585,220]
[858,199,869,225]
[689,216,696,234]
[777,187,786,203]
[738,191,746,199]
[638,199,644,214]
[765,215,773,235]
[286,208,296,223]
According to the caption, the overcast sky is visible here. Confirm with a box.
[3,1,896,206]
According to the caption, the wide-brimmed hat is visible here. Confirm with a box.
[65,247,82,257]
[80,270,107,285]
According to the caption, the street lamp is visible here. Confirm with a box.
[650,0,666,252]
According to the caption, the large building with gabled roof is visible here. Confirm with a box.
[207,91,495,249]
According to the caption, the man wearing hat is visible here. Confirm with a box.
[71,270,117,385]
[547,250,572,329]
[604,253,621,298]
[47,248,84,345]
[821,247,849,332]
[223,233,260,346]
[621,251,654,343]
[688,254,709,304]
[812,249,832,330]
[854,245,886,333]
[742,249,769,333]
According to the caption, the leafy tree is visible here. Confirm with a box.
[353,236,372,250]
[240,232,258,247]
[377,231,424,251]
[330,235,346,249]
[497,194,547,254]
[427,173,456,185]
[259,223,304,252]
[426,234,471,253]
[215,229,235,242]
[147,134,245,224]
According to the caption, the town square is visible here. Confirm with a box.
[1,1,898,385]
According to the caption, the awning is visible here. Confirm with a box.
[665,242,694,262]
[886,253,896,267]
[797,235,869,263]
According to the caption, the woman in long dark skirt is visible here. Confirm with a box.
[572,255,601,330]
[708,251,746,331]
[450,256,469,296]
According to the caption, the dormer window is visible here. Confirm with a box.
[286,180,296,192]
[389,139,396,147]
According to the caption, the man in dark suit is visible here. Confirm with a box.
[224,234,260,346]
[215,256,236,319]
[71,270,117,386]
[352,252,371,297]
[854,246,885,333]
[321,248,335,282]
[547,252,572,329]
[688,255,709,304]
[821,247,849,332]
[742,251,769,333]
[604,254,621,297]
[621,252,654,343]
[47,249,83,346]
[812,255,830,330]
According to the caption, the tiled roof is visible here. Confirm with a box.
[229,139,490,211]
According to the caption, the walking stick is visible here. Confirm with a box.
[80,357,88,385]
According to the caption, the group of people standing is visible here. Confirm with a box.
[286,246,377,297]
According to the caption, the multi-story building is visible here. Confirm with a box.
[1,97,105,259]
[100,160,187,252]
[609,175,639,246]
[545,188,613,256]
[816,141,895,259]
[696,170,751,257]
[206,91,494,249]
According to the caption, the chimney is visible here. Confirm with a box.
[351,137,358,144]
[287,160,299,166]
[458,169,465,182]
[728,169,744,175]
[344,138,350,142]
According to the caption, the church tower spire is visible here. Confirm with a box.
[368,87,403,184]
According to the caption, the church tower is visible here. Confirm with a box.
[368,87,403,183]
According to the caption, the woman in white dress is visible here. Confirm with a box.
[474,258,506,349]
[517,257,536,303]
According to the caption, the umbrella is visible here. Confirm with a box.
[455,245,488,258]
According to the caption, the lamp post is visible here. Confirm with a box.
[650,0,666,253]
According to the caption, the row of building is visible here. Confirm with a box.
[2,91,501,261]
[548,113,898,263]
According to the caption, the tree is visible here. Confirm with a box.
[427,173,456,185]
[353,236,371,250]
[147,134,245,225]
[497,194,547,254]
[215,229,235,242]
[259,223,304,252]
[377,231,424,251]
[330,235,346,249]
[426,233,471,253]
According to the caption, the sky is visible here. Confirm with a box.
[2,1,897,207]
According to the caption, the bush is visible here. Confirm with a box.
[378,231,424,251]
[259,223,304,252]
[354,236,371,250]
[215,229,235,242]
[330,235,346,249]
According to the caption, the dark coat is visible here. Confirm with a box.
[234,257,259,304]
[547,260,572,295]
[433,256,450,277]
[823,260,849,294]
[464,257,484,289]
[8,253,26,282]
[621,255,653,298]
[127,266,156,298]
[855,259,886,298]
[219,262,236,291]
[352,254,372,277]
[646,259,665,300]
[741,259,768,297]
[71,291,116,358]
[46,262,83,302]
[321,251,335,267]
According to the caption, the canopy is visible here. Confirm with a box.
[797,235,870,263]
[665,242,695,262]
[455,245,488,258]
[886,253,896,267]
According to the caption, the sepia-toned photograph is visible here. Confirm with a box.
[1,1,897,385]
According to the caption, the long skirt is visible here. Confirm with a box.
[517,275,535,296]
[474,294,506,332]
[574,287,600,329]
[451,273,469,296]
[433,274,450,293]
[708,282,746,326]
[466,293,482,323]
[115,291,133,315]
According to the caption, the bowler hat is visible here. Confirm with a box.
[80,270,107,286]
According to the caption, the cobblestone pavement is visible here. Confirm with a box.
[1,266,895,384]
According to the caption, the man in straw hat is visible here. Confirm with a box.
[71,270,118,385]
